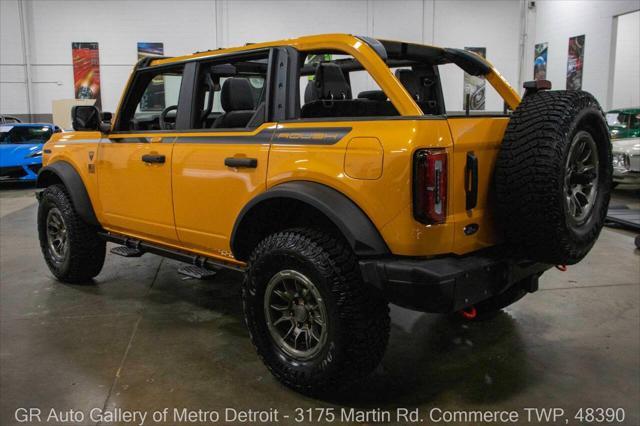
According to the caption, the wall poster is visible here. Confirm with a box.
[137,42,165,111]
[71,42,101,108]
[534,42,548,80]
[463,47,486,110]
[566,35,585,90]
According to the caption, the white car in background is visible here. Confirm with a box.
[612,137,640,186]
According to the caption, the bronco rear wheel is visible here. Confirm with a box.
[242,228,390,396]
[38,184,106,283]
[495,90,612,265]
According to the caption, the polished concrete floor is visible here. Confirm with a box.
[1,183,638,426]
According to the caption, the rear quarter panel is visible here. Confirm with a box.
[447,116,508,254]
[268,116,508,257]
[267,118,458,256]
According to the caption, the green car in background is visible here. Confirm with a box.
[607,108,640,139]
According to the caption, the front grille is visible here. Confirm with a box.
[630,155,640,172]
[0,166,27,179]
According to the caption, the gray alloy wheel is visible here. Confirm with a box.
[565,130,600,226]
[263,269,328,360]
[46,207,69,264]
[243,228,390,395]
[38,184,106,283]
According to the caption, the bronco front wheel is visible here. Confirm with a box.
[37,184,106,283]
[242,228,390,396]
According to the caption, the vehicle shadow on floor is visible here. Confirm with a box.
[327,311,536,407]
[132,265,536,408]
[54,267,536,407]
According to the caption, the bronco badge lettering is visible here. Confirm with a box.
[272,128,351,145]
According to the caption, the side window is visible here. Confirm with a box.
[387,65,443,115]
[298,53,399,120]
[190,52,269,130]
[116,65,184,131]
[296,52,443,120]
[438,63,507,115]
[211,76,265,114]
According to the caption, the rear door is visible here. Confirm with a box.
[171,50,275,259]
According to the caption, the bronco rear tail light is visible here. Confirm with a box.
[413,149,447,224]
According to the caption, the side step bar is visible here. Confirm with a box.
[177,265,218,280]
[110,246,144,257]
[99,232,245,273]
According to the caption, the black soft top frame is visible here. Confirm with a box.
[361,37,492,76]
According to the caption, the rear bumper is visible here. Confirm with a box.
[359,249,551,313]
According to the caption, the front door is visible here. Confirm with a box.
[97,65,186,244]
[97,135,177,242]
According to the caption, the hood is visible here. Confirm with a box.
[0,143,43,167]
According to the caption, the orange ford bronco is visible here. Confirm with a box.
[36,34,612,395]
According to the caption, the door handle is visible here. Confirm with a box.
[224,157,258,168]
[141,154,165,164]
[465,152,478,210]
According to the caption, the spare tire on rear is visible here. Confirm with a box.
[495,90,612,265]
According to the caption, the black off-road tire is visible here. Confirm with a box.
[38,184,106,283]
[495,90,612,265]
[242,228,390,396]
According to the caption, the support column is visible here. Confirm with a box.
[17,0,33,121]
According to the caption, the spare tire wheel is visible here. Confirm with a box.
[495,90,612,265]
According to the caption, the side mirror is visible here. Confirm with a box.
[71,105,101,131]
[71,105,112,132]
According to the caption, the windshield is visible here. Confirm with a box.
[0,125,53,144]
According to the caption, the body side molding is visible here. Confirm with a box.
[231,181,389,261]
[36,161,99,226]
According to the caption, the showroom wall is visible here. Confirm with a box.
[1,0,219,120]
[611,10,640,109]
[1,0,638,123]
[523,0,639,110]
[1,0,523,122]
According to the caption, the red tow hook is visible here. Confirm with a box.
[555,264,568,272]
[460,306,477,319]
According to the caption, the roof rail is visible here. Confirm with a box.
[135,55,170,69]
[193,48,223,55]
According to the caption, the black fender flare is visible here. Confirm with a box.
[231,181,389,261]
[37,161,99,226]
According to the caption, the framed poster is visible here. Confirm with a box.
[137,42,164,60]
[534,42,548,80]
[137,42,165,111]
[71,42,101,108]
[463,47,486,110]
[566,35,585,90]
